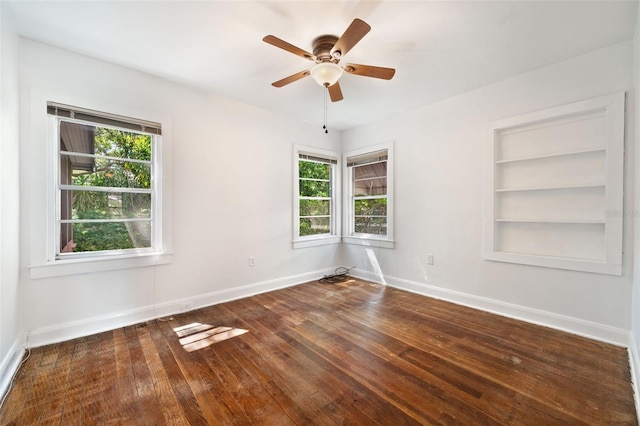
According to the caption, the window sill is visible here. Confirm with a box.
[293,236,341,249]
[343,236,395,249]
[29,252,173,279]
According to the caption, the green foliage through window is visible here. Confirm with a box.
[60,122,154,253]
[298,159,332,237]
[353,198,387,235]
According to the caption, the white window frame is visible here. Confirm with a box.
[28,94,172,279]
[293,145,341,249]
[343,142,394,249]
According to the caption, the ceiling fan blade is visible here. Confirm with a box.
[332,18,371,58]
[328,82,343,102]
[272,70,311,87]
[343,64,396,80]
[263,35,315,61]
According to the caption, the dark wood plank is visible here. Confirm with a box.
[36,339,75,425]
[0,345,48,424]
[113,326,143,424]
[124,324,166,425]
[0,278,636,425]
[146,320,209,425]
[59,333,93,423]
[215,302,377,425]
[154,314,247,425]
[136,323,190,424]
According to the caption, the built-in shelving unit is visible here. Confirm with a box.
[483,93,625,275]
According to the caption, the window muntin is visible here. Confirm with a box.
[51,103,160,258]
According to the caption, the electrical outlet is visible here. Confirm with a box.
[427,254,434,265]
[248,256,256,267]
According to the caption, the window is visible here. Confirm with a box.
[48,102,162,259]
[344,143,394,248]
[293,146,340,248]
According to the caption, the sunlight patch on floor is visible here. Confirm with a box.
[173,322,249,352]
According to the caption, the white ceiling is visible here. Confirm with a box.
[5,0,638,130]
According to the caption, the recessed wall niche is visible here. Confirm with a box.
[483,92,625,275]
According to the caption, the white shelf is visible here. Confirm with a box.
[495,147,605,164]
[495,183,605,193]
[495,218,605,224]
[492,251,604,263]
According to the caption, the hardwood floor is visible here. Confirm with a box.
[0,278,636,425]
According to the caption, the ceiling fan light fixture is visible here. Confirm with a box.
[310,62,343,87]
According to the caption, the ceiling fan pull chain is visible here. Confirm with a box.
[323,87,328,134]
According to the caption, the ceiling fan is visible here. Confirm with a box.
[263,18,395,102]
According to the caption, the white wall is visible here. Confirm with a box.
[342,41,635,344]
[631,2,640,405]
[0,4,23,395]
[18,39,342,346]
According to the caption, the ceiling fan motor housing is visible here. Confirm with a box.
[312,35,340,63]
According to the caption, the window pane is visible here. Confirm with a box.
[300,199,330,216]
[61,190,151,220]
[354,177,387,197]
[94,127,151,161]
[354,217,387,235]
[299,180,330,197]
[60,122,151,161]
[63,157,151,189]
[299,160,330,179]
[354,162,387,196]
[354,162,386,180]
[60,121,96,159]
[62,221,151,253]
[300,217,330,236]
[57,112,157,258]
[354,198,387,216]
[296,154,335,240]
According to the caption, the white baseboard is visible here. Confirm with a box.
[0,336,25,403]
[25,266,630,348]
[27,268,333,348]
[628,333,640,419]
[351,270,630,346]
